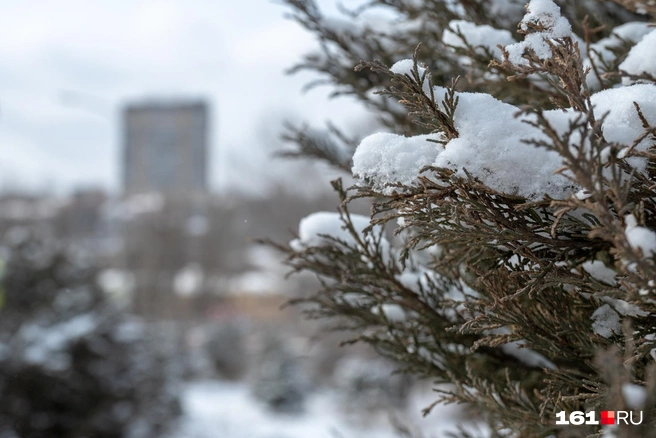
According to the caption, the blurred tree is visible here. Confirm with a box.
[0,228,181,438]
[250,333,307,414]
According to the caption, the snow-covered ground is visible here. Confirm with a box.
[171,380,485,438]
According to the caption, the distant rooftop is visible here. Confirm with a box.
[124,99,208,112]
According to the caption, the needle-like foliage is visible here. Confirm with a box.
[270,1,656,436]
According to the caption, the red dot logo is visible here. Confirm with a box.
[601,411,615,425]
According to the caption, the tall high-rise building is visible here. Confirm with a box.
[122,100,209,195]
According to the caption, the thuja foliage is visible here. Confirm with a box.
[271,0,656,436]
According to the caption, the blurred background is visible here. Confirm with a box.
[0,1,467,437]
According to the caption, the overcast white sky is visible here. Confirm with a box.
[0,0,371,196]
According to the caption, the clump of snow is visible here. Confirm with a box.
[500,341,556,369]
[622,383,648,409]
[591,85,656,171]
[617,147,630,159]
[582,260,616,285]
[619,29,656,83]
[505,0,573,65]
[489,327,556,369]
[351,133,443,195]
[585,22,653,89]
[390,59,432,94]
[602,296,649,317]
[579,293,649,318]
[291,212,377,250]
[442,20,516,58]
[591,304,621,338]
[575,189,591,200]
[433,92,571,199]
[390,59,424,77]
[371,303,406,322]
[610,22,655,43]
[352,91,574,200]
[625,214,656,258]
[577,293,651,326]
[517,0,571,37]
[396,266,444,294]
[541,106,584,134]
[538,99,651,175]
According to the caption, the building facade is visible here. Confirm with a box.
[122,101,209,195]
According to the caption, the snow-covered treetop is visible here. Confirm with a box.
[505,0,573,64]
[350,0,656,201]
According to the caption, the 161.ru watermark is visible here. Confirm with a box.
[556,410,643,425]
